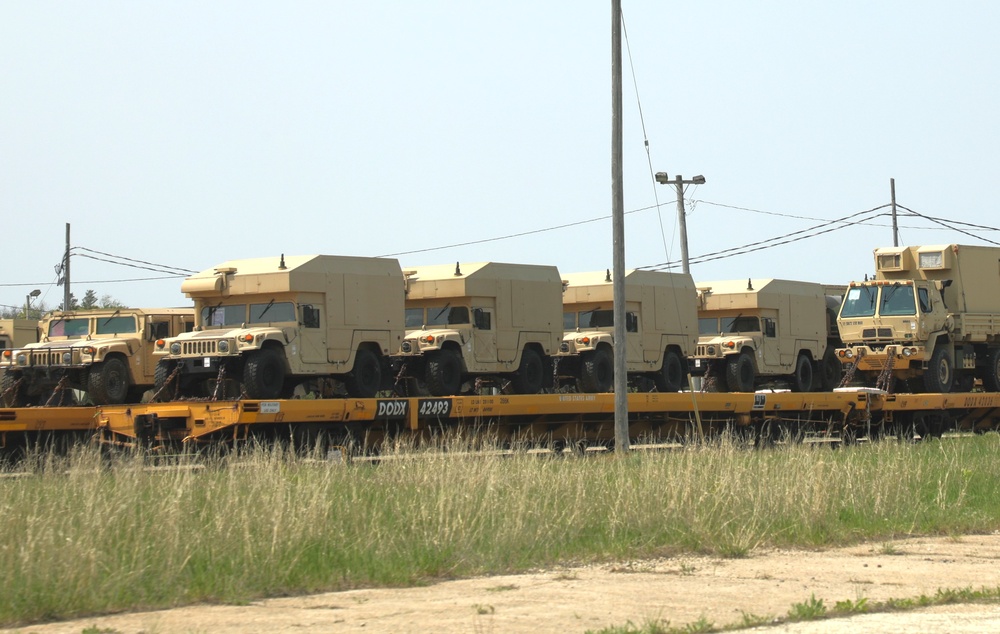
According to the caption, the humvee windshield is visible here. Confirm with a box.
[48,318,90,337]
[879,285,916,317]
[721,316,760,333]
[410,305,470,327]
[249,301,295,323]
[203,304,247,327]
[96,316,137,335]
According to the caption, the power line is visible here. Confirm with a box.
[72,247,198,275]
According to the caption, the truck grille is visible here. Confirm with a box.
[695,345,720,357]
[179,341,218,356]
[862,328,893,339]
[26,349,76,366]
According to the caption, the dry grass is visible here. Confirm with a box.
[2,432,999,625]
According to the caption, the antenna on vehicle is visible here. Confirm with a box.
[747,278,753,291]
[278,254,286,270]
[605,269,611,283]
[454,262,461,276]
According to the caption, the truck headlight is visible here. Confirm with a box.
[902,348,913,357]
[62,352,72,364]
[845,349,854,358]
[218,340,230,353]
[707,346,716,355]
[401,341,412,353]
[170,342,181,355]
[16,353,26,365]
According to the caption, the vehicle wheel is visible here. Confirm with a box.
[153,359,175,401]
[426,348,463,396]
[791,353,814,392]
[1,371,27,408]
[345,348,382,398]
[87,357,131,405]
[579,347,613,393]
[982,348,1000,392]
[511,347,545,394]
[820,347,842,391]
[243,348,288,399]
[923,346,952,393]
[725,352,756,392]
[654,349,685,393]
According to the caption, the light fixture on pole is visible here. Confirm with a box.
[654,172,706,274]
[25,289,41,318]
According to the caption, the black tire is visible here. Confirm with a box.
[791,353,814,393]
[426,348,463,396]
[954,373,975,393]
[820,347,842,391]
[511,347,545,394]
[923,346,953,393]
[87,357,131,405]
[982,348,1000,392]
[345,348,382,398]
[654,349,685,393]
[1,371,27,408]
[242,348,288,399]
[725,352,756,392]
[579,347,613,393]
[153,359,173,397]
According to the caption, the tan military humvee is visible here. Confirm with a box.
[555,269,698,392]
[153,254,405,400]
[691,279,845,392]
[837,244,1000,393]
[392,262,563,396]
[1,309,194,406]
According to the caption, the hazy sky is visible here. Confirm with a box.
[2,1,997,313]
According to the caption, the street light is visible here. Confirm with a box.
[654,172,706,274]
[24,289,40,319]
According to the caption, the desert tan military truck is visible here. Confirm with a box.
[0,319,38,354]
[691,279,845,392]
[153,254,405,400]
[555,269,698,393]
[837,244,1000,393]
[1,309,194,406]
[392,262,563,396]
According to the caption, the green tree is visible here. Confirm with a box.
[81,290,99,310]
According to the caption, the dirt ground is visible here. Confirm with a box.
[7,534,1000,634]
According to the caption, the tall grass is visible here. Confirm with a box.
[3,433,1000,625]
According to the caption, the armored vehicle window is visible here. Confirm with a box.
[405,308,425,328]
[151,321,170,340]
[203,304,247,327]
[425,305,469,326]
[879,285,916,317]
[584,309,614,328]
[250,301,295,323]
[698,318,719,335]
[918,288,931,313]
[563,312,577,331]
[473,308,491,330]
[49,318,90,337]
[301,305,321,328]
[626,312,639,333]
[96,316,137,335]
[723,316,760,333]
[840,287,877,318]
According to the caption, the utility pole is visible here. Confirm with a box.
[890,178,899,247]
[63,223,71,312]
[611,0,629,453]
[655,173,706,274]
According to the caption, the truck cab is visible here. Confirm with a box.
[1,309,193,406]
